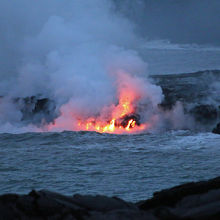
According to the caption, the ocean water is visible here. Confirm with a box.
[140,42,220,75]
[0,45,220,202]
[0,130,219,202]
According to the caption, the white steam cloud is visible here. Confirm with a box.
[0,0,188,133]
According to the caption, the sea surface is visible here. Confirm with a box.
[0,45,220,202]
[0,130,219,202]
[140,41,220,75]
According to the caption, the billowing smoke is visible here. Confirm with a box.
[0,0,191,133]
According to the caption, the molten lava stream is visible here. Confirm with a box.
[76,90,145,133]
[77,117,148,134]
[48,72,151,133]
[75,76,150,134]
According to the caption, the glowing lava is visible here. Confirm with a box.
[76,73,148,133]
[48,72,151,134]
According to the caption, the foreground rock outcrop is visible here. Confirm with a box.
[138,176,220,220]
[1,176,220,220]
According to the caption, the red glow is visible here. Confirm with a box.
[48,72,151,134]
[74,72,150,133]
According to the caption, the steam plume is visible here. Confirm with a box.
[0,0,186,133]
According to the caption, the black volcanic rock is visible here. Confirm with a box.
[138,176,220,220]
[190,104,218,122]
[152,70,220,111]
[15,96,58,125]
[138,176,220,210]
[118,114,141,128]
[0,176,220,219]
[152,70,220,107]
[71,194,137,212]
[152,70,220,130]
[212,122,220,134]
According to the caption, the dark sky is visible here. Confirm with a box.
[115,0,220,45]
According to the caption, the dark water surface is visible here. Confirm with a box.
[0,131,219,201]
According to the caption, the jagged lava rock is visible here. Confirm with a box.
[138,176,220,220]
[0,176,220,219]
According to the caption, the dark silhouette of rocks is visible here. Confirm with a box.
[212,122,220,134]
[0,176,220,219]
[190,104,218,122]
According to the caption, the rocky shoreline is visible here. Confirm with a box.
[153,70,219,116]
[152,70,220,133]
[1,69,220,133]
[1,176,220,219]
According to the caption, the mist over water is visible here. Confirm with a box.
[0,0,140,130]
[0,0,164,133]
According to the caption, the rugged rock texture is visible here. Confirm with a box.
[152,70,220,130]
[138,176,220,219]
[152,70,220,106]
[16,96,57,125]
[0,176,220,219]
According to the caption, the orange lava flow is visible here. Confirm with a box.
[76,82,148,134]
[48,72,151,134]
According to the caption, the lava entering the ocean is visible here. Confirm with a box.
[75,73,150,133]
[77,113,146,133]
[48,72,152,134]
